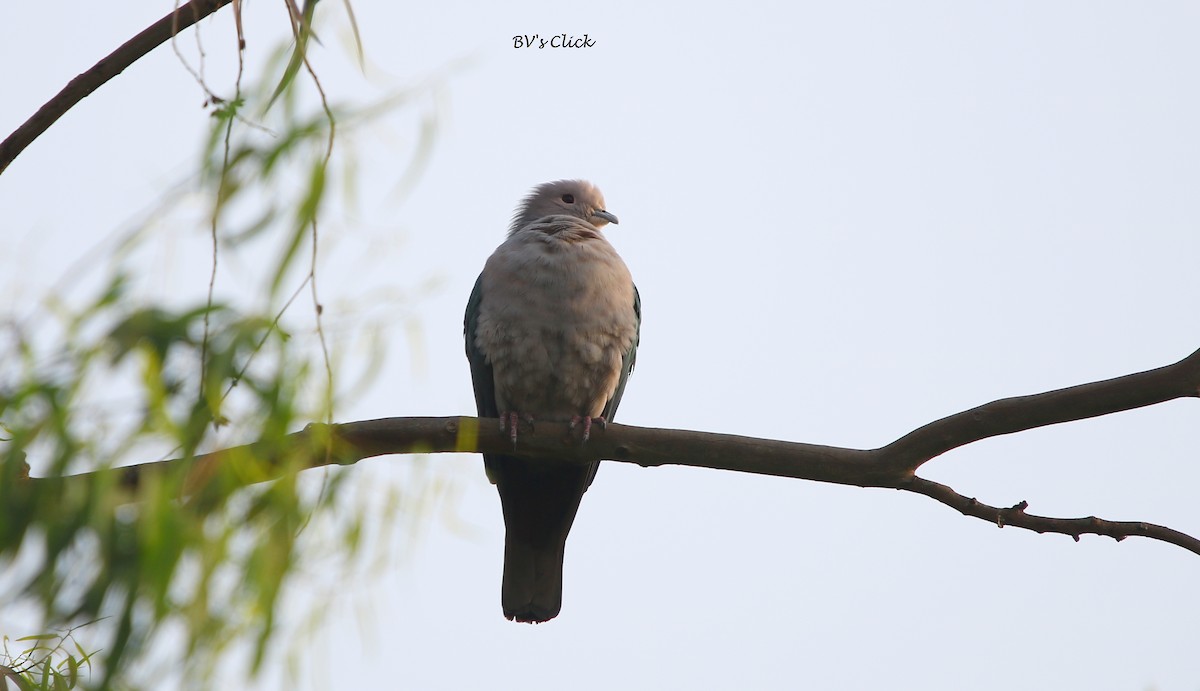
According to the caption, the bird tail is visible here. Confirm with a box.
[501,534,566,623]
[491,455,595,623]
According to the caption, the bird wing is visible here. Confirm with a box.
[464,273,496,418]
[601,283,641,422]
[463,273,507,484]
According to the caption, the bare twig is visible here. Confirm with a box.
[904,476,1200,555]
[0,0,235,174]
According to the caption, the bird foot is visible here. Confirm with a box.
[499,412,535,444]
[569,415,607,442]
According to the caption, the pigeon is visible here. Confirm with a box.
[464,179,641,623]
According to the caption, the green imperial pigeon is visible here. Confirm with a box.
[464,180,641,623]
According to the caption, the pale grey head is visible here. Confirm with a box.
[507,179,619,235]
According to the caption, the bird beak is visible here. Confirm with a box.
[593,209,619,226]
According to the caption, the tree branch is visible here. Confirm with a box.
[0,0,234,175]
[20,346,1200,555]
[882,345,1200,470]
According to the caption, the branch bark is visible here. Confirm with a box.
[24,345,1200,556]
[0,0,234,175]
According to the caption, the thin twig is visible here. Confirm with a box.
[200,0,247,418]
[903,476,1200,555]
[221,275,311,402]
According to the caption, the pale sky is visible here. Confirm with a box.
[2,2,1199,689]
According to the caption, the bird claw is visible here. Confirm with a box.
[499,412,534,445]
[569,415,607,442]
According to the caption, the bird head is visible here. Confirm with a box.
[508,179,619,235]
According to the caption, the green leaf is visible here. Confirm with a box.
[268,161,326,297]
[263,0,322,113]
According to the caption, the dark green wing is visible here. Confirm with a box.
[466,273,515,487]
[464,274,499,422]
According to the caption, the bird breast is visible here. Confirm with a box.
[475,226,637,419]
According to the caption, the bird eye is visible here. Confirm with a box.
[561,194,575,204]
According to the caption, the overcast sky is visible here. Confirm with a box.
[3,2,1199,689]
